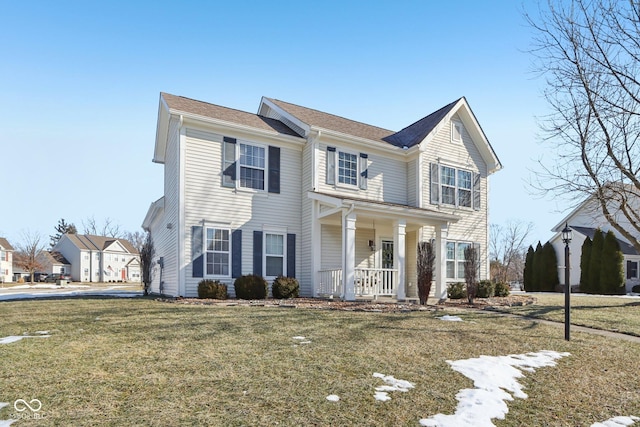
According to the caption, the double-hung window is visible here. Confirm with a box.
[239,143,265,190]
[430,163,480,209]
[326,147,368,189]
[265,233,284,277]
[206,228,230,276]
[445,241,474,280]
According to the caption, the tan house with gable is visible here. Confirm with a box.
[0,237,14,283]
[143,93,502,300]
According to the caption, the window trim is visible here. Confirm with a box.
[451,121,463,143]
[445,240,475,280]
[263,230,287,279]
[337,149,359,187]
[204,226,232,278]
[432,162,479,210]
[238,141,267,191]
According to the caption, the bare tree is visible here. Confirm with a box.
[526,0,640,253]
[83,216,122,238]
[123,230,145,253]
[464,245,479,304]
[489,220,534,284]
[139,232,155,295]
[15,230,46,283]
[417,241,435,305]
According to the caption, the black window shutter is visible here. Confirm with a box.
[268,146,280,194]
[326,146,336,185]
[191,226,204,278]
[287,233,296,277]
[232,230,242,278]
[359,153,368,190]
[222,137,237,186]
[253,231,263,276]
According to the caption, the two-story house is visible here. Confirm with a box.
[53,234,141,283]
[143,93,502,300]
[0,237,14,283]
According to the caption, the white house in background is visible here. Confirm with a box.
[143,93,502,300]
[549,194,640,293]
[53,234,141,283]
[37,251,72,276]
[0,237,14,283]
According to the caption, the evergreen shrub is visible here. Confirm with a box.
[476,280,495,298]
[494,282,511,297]
[447,282,466,299]
[271,276,300,299]
[234,274,268,299]
[197,279,228,299]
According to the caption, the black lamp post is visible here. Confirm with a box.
[562,223,573,341]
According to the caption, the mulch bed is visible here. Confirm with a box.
[159,295,536,313]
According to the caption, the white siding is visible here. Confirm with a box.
[407,158,417,207]
[300,142,314,296]
[421,116,491,280]
[406,230,418,298]
[181,127,303,297]
[316,143,408,205]
[321,224,342,269]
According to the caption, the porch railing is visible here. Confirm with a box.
[316,268,398,297]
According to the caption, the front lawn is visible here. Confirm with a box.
[0,298,639,426]
[494,293,640,337]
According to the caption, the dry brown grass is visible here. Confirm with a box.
[0,297,638,426]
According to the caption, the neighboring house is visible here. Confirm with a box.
[53,234,141,283]
[550,195,640,293]
[37,251,72,276]
[143,93,502,300]
[0,237,14,283]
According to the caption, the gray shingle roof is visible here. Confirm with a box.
[571,226,639,255]
[161,93,300,137]
[65,234,139,254]
[42,251,71,265]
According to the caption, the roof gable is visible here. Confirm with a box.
[62,234,138,254]
[0,237,14,251]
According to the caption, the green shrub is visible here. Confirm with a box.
[234,274,268,299]
[476,280,495,298]
[494,282,510,297]
[447,282,466,299]
[632,285,640,294]
[271,276,300,299]
[197,279,228,299]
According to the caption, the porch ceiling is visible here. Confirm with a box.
[309,191,459,229]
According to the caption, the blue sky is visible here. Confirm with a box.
[1,0,563,247]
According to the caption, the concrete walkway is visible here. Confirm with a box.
[0,283,143,301]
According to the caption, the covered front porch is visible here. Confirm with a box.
[308,192,459,301]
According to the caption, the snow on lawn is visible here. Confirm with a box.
[0,402,15,426]
[419,350,570,427]
[293,336,311,345]
[373,372,414,401]
[0,333,51,344]
[325,394,340,402]
[592,416,640,427]
[437,315,463,322]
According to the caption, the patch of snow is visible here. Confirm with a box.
[0,404,15,427]
[372,373,415,392]
[292,336,306,340]
[0,289,142,301]
[299,341,312,345]
[35,331,49,335]
[326,394,340,402]
[374,391,391,402]
[592,416,640,427]
[419,350,570,427]
[0,334,51,344]
[437,315,463,322]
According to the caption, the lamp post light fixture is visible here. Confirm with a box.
[562,223,573,341]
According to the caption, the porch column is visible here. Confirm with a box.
[435,222,448,300]
[343,210,357,301]
[394,220,406,300]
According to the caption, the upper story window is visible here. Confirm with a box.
[239,143,265,190]
[430,163,480,210]
[222,137,280,194]
[326,147,368,190]
[338,152,358,186]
